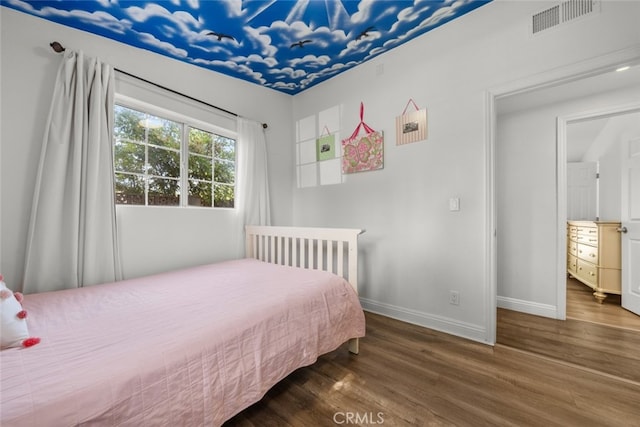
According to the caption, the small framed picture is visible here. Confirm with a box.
[316,134,336,161]
[396,108,428,145]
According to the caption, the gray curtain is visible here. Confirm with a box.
[235,117,271,257]
[236,117,271,227]
[23,50,122,293]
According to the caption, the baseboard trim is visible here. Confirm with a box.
[359,297,490,345]
[497,296,558,319]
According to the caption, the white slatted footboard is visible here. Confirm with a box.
[245,225,364,354]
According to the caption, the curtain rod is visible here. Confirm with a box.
[50,41,268,129]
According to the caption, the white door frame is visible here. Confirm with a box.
[485,46,640,344]
[557,102,640,314]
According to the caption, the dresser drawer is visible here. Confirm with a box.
[567,254,578,274]
[567,220,621,303]
[576,259,598,288]
[577,243,598,264]
[576,227,598,244]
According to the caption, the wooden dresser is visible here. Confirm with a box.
[567,220,621,303]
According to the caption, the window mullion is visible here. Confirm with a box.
[144,125,150,206]
[181,124,189,207]
[211,144,215,208]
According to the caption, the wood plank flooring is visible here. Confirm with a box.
[226,307,640,426]
[566,278,640,331]
[498,279,640,383]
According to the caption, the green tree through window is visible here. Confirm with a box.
[114,104,235,208]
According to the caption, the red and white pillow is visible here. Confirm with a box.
[1,275,40,349]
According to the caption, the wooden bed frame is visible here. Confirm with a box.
[245,225,364,354]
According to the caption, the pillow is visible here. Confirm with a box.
[1,275,40,349]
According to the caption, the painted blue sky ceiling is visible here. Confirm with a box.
[2,0,491,94]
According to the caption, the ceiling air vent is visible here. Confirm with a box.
[532,0,599,35]
[562,0,597,22]
[532,5,560,34]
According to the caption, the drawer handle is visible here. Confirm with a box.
[589,272,595,276]
[590,254,595,257]
[589,239,597,242]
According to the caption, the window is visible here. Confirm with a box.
[113,104,236,208]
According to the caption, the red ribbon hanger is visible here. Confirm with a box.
[349,102,376,139]
[320,125,331,137]
[401,98,421,115]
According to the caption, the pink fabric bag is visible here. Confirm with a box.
[342,102,384,174]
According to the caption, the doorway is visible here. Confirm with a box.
[494,67,640,308]
[488,52,640,346]
[557,108,640,331]
[492,69,640,376]
[562,109,640,329]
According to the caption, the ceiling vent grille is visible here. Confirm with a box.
[532,5,560,34]
[532,0,599,35]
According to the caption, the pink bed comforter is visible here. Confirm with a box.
[0,259,365,426]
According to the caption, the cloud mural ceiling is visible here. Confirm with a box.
[2,0,491,95]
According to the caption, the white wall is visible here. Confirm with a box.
[0,8,294,287]
[583,113,640,221]
[291,1,640,343]
[597,140,622,221]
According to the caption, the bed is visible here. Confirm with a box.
[0,225,365,426]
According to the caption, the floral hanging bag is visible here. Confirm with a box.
[341,102,384,174]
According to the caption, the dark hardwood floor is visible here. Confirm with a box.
[226,293,640,427]
[497,278,640,383]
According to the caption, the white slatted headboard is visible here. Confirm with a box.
[245,225,364,294]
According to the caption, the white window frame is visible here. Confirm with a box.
[114,94,237,208]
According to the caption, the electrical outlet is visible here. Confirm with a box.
[449,290,460,305]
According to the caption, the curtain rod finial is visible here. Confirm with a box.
[50,41,65,53]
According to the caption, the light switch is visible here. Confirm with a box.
[449,197,460,211]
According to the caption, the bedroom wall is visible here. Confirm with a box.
[0,8,294,287]
[496,91,640,316]
[290,1,640,343]
[583,113,640,221]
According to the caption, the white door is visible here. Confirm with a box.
[567,162,598,220]
[621,136,640,316]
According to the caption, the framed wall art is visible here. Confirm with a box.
[316,128,336,161]
[396,99,427,145]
